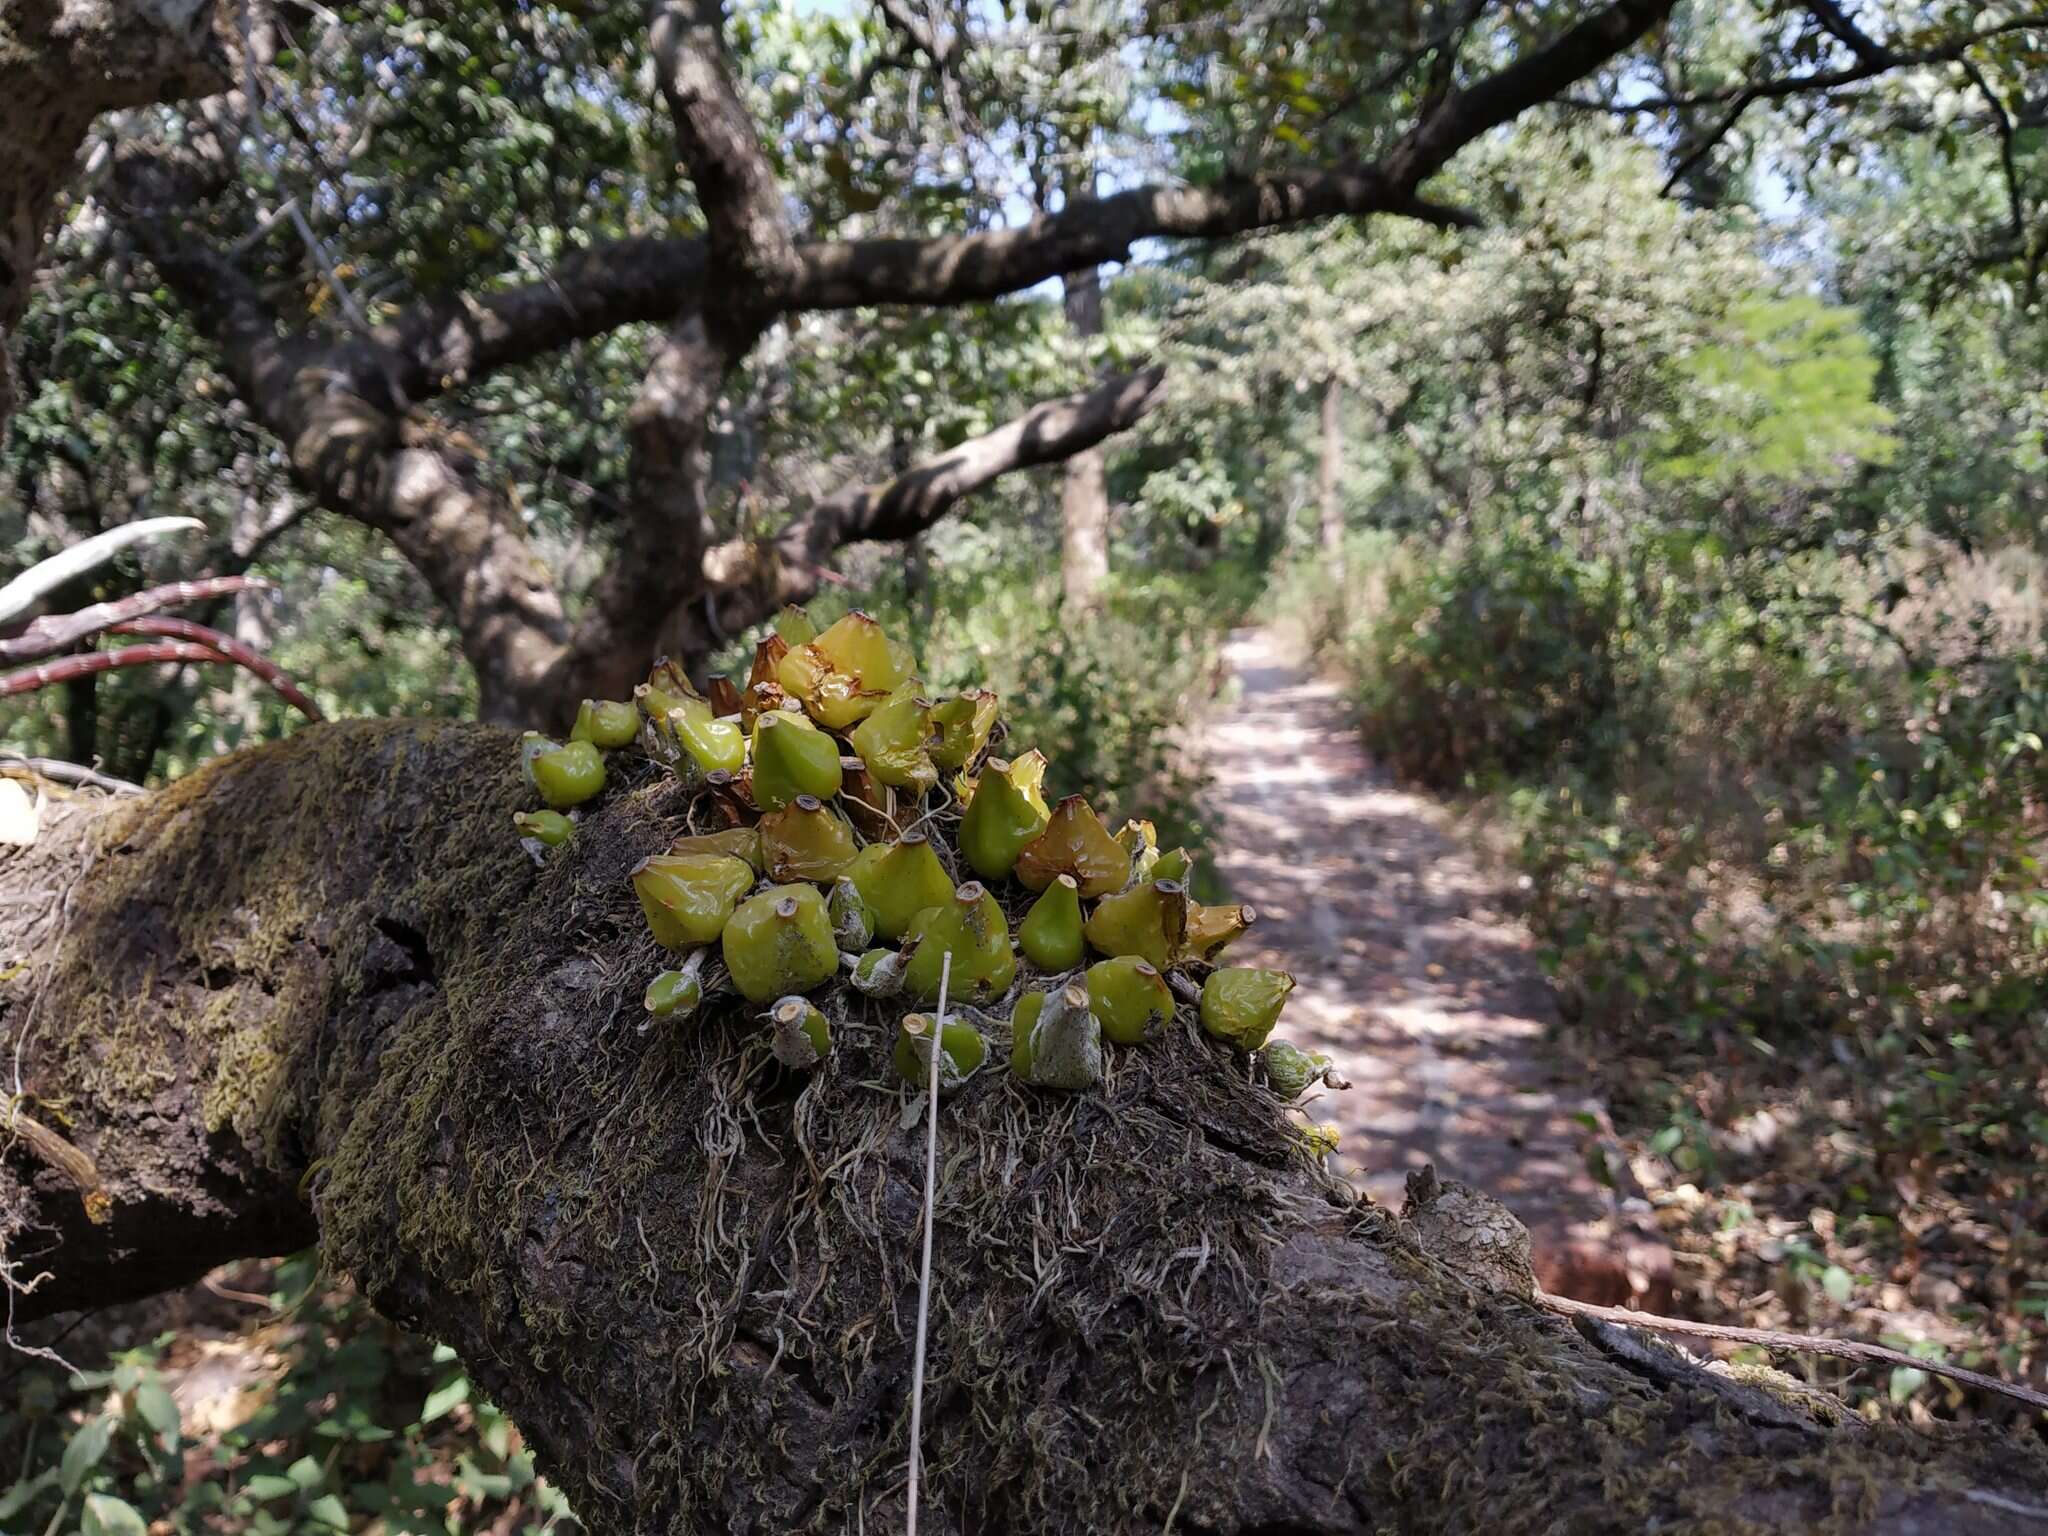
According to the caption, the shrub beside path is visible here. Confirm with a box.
[1203,627,1670,1304]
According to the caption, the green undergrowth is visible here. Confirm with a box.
[1279,529,2048,1419]
[1,1256,576,1536]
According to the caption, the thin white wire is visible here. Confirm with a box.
[906,950,951,1536]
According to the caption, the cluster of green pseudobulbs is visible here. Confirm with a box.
[514,608,1341,1102]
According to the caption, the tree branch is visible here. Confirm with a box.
[769,364,1168,586]
[1800,0,1896,70]
[649,0,798,294]
[591,366,1171,669]
[790,0,1674,313]
[106,617,323,720]
[874,0,959,68]
[0,0,229,430]
[1956,57,2029,248]
[377,238,711,398]
[1563,15,2048,116]
[1384,0,1677,190]
[125,216,572,724]
[1,576,273,663]
[789,181,1476,310]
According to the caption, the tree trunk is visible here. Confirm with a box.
[0,0,226,434]
[1319,375,1345,555]
[4,726,2044,1535]
[1059,265,1111,613]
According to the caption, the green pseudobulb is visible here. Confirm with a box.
[722,885,840,1003]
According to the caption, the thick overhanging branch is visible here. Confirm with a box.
[378,238,712,399]
[786,182,1477,310]
[1382,0,1677,190]
[3,725,2046,1535]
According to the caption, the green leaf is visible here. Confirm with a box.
[0,1467,58,1520]
[288,1454,326,1491]
[1889,1365,1928,1403]
[245,1474,302,1502]
[1820,1265,1854,1306]
[304,1493,352,1530]
[61,1414,115,1495]
[82,1493,149,1536]
[132,1379,181,1450]
[420,1375,469,1423]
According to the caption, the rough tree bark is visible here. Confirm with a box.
[0,0,227,432]
[1319,376,1345,555]
[5,730,2047,1534]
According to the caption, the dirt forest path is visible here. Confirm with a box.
[1202,627,1669,1304]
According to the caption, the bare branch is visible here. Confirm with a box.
[107,617,323,720]
[0,641,234,697]
[1,576,274,664]
[789,180,1476,310]
[790,0,1673,312]
[1660,86,1763,197]
[1957,57,2029,247]
[1564,14,2048,116]
[127,218,572,724]
[379,238,711,397]
[1800,0,1896,70]
[1383,0,1677,189]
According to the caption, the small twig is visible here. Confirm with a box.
[0,575,273,663]
[2,1105,109,1224]
[229,196,301,254]
[906,951,952,1536]
[201,1270,276,1308]
[0,755,143,796]
[107,617,323,719]
[1534,1290,2048,1413]
[0,641,230,697]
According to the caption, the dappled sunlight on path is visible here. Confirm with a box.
[1205,628,1669,1304]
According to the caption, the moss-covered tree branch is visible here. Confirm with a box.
[3,726,2044,1534]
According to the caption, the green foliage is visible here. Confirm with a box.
[1299,527,2048,1403]
[1345,535,1626,788]
[1,1256,576,1536]
[1650,296,1896,502]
